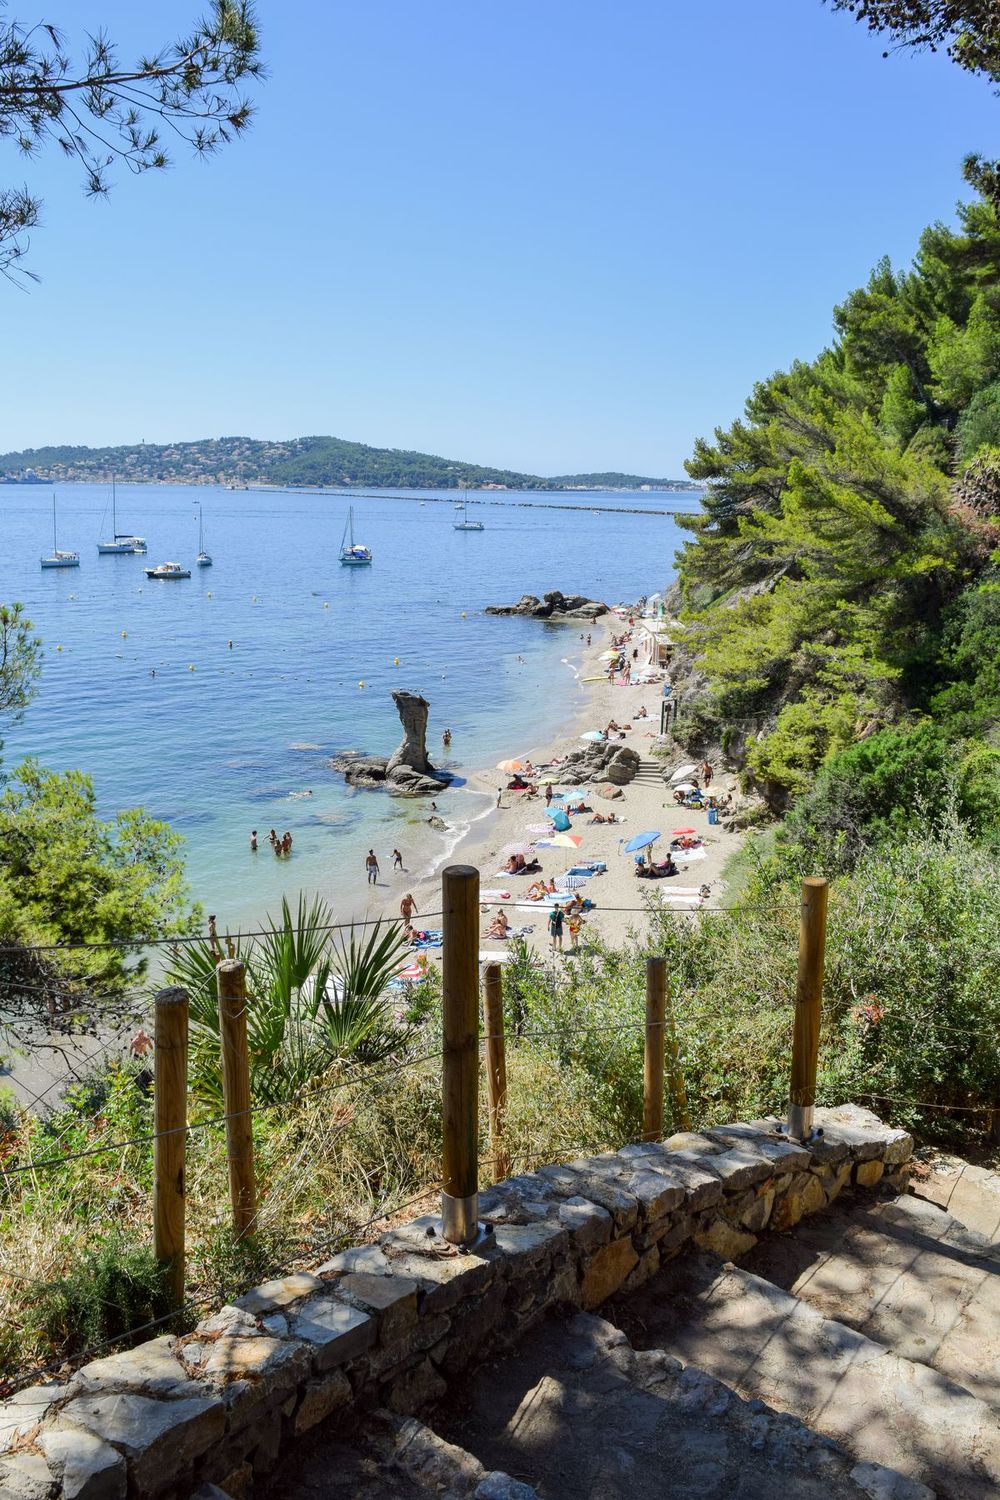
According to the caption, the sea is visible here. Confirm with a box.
[1,483,702,934]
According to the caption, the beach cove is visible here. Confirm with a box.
[2,482,709,938]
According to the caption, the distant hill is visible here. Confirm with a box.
[0,435,697,492]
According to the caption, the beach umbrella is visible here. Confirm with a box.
[545,832,583,849]
[549,809,572,832]
[623,830,661,853]
[496,758,525,773]
[599,650,620,662]
[501,842,535,858]
[670,763,698,783]
[580,730,605,742]
[672,782,697,794]
[672,827,697,836]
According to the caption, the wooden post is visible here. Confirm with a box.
[153,986,188,1310]
[787,876,829,1141]
[663,970,692,1132]
[441,864,480,1244]
[217,959,257,1238]
[644,957,666,1141]
[483,962,510,1183]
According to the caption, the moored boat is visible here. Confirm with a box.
[453,500,484,531]
[339,506,372,565]
[97,478,146,554]
[196,501,212,567]
[40,494,80,569]
[144,561,191,580]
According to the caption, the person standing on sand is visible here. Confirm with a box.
[392,848,403,870]
[548,904,564,952]
[400,892,417,922]
[545,784,553,807]
[366,849,379,885]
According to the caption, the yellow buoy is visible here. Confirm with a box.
[121,630,127,638]
[323,602,330,609]
[207,591,212,598]
[393,657,399,666]
[252,595,258,603]
[358,680,365,688]
[461,611,467,618]
[56,644,62,652]
[188,664,196,672]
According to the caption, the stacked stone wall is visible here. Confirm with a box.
[0,1105,913,1498]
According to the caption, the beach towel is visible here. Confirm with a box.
[568,862,607,875]
[479,950,514,964]
[481,889,511,901]
[675,846,707,862]
[526,823,553,834]
[410,929,443,949]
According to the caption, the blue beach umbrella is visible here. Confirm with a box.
[623,830,660,853]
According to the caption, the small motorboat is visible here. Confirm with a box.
[145,561,191,580]
[41,494,80,569]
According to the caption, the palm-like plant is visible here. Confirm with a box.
[164,895,413,1105]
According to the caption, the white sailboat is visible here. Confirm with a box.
[196,502,212,567]
[339,507,372,565]
[453,500,484,531]
[97,478,146,554]
[40,494,80,569]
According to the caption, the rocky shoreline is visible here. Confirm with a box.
[485,590,607,621]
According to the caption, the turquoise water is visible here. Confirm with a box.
[1,483,700,930]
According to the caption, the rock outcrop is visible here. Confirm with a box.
[329,691,449,797]
[485,591,607,621]
[555,742,641,786]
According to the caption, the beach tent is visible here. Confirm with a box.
[549,809,572,832]
[624,830,661,852]
[580,730,605,742]
[670,764,698,783]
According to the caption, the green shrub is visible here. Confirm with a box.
[28,1237,174,1359]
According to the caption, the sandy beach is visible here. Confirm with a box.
[360,614,746,967]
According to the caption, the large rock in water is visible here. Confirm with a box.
[330,691,450,797]
[386,690,433,776]
[485,591,608,621]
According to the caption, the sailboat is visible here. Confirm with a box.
[453,499,484,531]
[339,507,372,566]
[196,502,212,567]
[40,494,80,569]
[97,478,146,554]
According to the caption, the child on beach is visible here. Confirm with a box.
[392,848,403,869]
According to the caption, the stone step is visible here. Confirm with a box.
[737,1190,1000,1405]
[435,1308,930,1499]
[266,1410,540,1499]
[617,1252,1000,1500]
[912,1159,1000,1249]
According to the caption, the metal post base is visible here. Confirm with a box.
[440,1191,496,1252]
[782,1104,824,1145]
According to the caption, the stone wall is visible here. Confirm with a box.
[0,1105,913,1499]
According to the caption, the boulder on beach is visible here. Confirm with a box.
[556,742,641,787]
[484,590,607,621]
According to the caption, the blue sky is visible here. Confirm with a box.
[1,0,996,475]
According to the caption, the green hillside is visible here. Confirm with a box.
[0,435,692,491]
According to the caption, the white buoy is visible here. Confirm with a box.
[188,664,196,672]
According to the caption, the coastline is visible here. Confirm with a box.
[352,613,746,962]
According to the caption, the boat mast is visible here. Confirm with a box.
[52,493,57,551]
[198,502,203,552]
[111,476,117,539]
